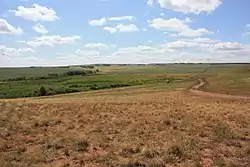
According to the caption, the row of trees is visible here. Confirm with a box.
[4,69,100,82]
[39,86,80,96]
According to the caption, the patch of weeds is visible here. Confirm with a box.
[76,139,89,152]
[168,144,186,159]
[214,122,236,141]
[121,146,140,157]
[141,146,157,159]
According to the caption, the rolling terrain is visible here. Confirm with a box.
[0,64,250,167]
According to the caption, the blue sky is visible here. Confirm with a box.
[0,0,250,66]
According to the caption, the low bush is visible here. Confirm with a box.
[39,86,46,96]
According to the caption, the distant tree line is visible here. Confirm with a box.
[37,83,132,97]
[3,69,100,82]
[38,86,80,97]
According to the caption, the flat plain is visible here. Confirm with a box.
[0,64,250,167]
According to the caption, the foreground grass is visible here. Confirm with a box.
[0,89,249,167]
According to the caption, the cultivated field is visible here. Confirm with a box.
[0,64,208,99]
[0,64,250,167]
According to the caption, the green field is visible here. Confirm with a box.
[0,64,249,99]
[202,64,250,95]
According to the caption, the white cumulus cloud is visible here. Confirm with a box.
[88,18,107,26]
[104,26,117,33]
[33,23,48,34]
[149,17,213,37]
[152,0,222,14]
[84,43,108,50]
[0,18,23,35]
[178,28,213,37]
[24,35,81,47]
[0,45,35,57]
[183,38,220,44]
[104,24,139,33]
[214,42,245,51]
[110,40,250,64]
[116,24,139,32]
[10,4,59,22]
[89,16,136,27]
[108,16,135,21]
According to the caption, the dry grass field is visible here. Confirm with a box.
[1,64,250,167]
[1,88,250,167]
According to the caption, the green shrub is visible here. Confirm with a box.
[39,86,46,96]
[64,71,86,76]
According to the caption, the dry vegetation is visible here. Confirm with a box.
[1,89,250,167]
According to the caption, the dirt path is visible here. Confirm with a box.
[190,78,250,100]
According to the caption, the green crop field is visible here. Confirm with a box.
[0,64,249,99]
[0,67,89,79]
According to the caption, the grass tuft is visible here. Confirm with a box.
[76,139,89,152]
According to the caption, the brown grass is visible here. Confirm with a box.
[0,89,250,167]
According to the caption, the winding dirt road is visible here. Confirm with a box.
[190,78,250,100]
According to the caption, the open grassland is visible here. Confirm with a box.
[0,64,250,167]
[0,64,209,79]
[201,65,250,96]
[1,90,250,167]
